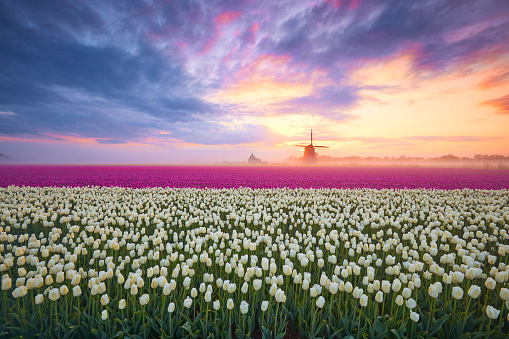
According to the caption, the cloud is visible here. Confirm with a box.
[409,135,500,142]
[0,0,508,158]
[150,121,279,146]
[481,94,509,115]
[478,71,509,89]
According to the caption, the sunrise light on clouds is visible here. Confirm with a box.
[0,0,508,163]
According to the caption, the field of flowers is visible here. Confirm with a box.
[1,185,509,338]
[1,165,509,189]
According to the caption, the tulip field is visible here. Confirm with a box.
[1,167,509,338]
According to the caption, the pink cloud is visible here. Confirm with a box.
[482,94,509,115]
[323,0,341,9]
[214,11,242,25]
[250,22,260,34]
[323,0,359,10]
[445,12,509,44]
[478,71,509,89]
[201,11,242,55]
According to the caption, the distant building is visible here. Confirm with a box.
[248,153,262,164]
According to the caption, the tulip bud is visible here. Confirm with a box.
[452,286,463,300]
[240,300,249,314]
[101,294,110,306]
[168,302,175,313]
[261,300,269,312]
[60,285,69,296]
[381,280,391,294]
[410,311,419,322]
[275,289,286,303]
[406,298,416,309]
[227,298,234,310]
[241,282,248,294]
[35,293,44,304]
[500,288,509,301]
[468,285,481,299]
[316,296,325,308]
[428,285,438,299]
[139,294,149,306]
[395,295,404,306]
[73,285,82,297]
[360,294,368,307]
[485,277,496,290]
[49,288,60,301]
[486,305,500,319]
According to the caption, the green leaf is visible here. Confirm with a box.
[182,321,194,338]
[374,318,386,333]
[427,314,450,337]
[262,326,271,339]
[390,329,401,339]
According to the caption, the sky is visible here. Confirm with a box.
[0,0,508,164]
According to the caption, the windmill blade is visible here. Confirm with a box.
[295,144,309,147]
[314,146,329,148]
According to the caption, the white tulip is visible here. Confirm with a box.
[451,286,463,300]
[101,294,110,306]
[227,298,234,310]
[35,294,44,304]
[168,302,175,313]
[316,296,325,308]
[139,294,150,306]
[500,288,509,301]
[360,294,368,307]
[73,285,82,297]
[406,298,416,309]
[240,300,249,314]
[184,297,193,309]
[410,311,419,322]
[49,288,60,301]
[486,305,500,319]
[261,301,269,312]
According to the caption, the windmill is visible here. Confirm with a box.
[295,129,329,163]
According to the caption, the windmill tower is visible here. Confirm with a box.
[295,129,329,163]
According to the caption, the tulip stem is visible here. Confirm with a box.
[142,306,146,339]
[229,309,232,338]
[161,295,166,319]
[3,291,7,319]
[275,302,280,339]
[461,298,471,334]
[426,297,435,332]
[78,298,81,325]
[205,302,209,337]
[358,307,362,334]
[449,299,457,336]
[481,291,489,330]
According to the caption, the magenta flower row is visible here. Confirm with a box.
[1,166,508,190]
